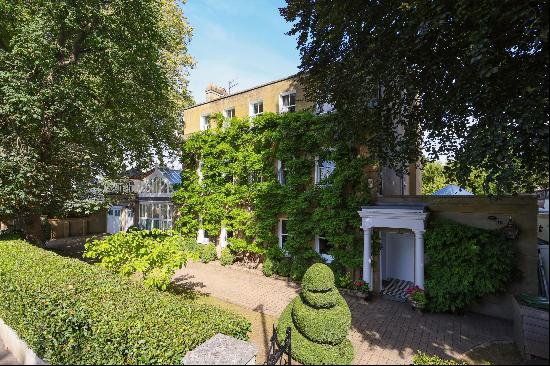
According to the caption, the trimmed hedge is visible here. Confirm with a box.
[301,263,335,292]
[277,263,353,364]
[301,287,340,309]
[0,239,251,365]
[277,302,354,365]
[292,296,351,345]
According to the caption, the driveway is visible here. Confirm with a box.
[174,261,518,365]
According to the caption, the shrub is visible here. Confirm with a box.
[200,243,217,263]
[290,258,308,281]
[84,229,188,290]
[425,220,516,312]
[335,272,353,289]
[262,257,276,277]
[275,258,291,277]
[413,351,468,365]
[301,263,335,292]
[277,263,353,365]
[220,247,235,266]
[0,239,251,365]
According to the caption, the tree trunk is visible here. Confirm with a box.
[17,214,46,246]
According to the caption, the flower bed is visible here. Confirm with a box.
[0,239,251,365]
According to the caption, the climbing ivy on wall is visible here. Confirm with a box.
[173,112,374,270]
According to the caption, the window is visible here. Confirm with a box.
[277,160,286,184]
[280,93,296,113]
[250,101,263,117]
[143,176,171,194]
[315,157,336,184]
[139,202,173,230]
[197,215,209,244]
[279,219,288,250]
[200,114,210,131]
[316,234,334,263]
[224,108,235,118]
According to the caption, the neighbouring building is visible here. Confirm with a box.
[182,75,422,261]
[104,166,181,233]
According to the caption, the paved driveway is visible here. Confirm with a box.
[174,261,516,365]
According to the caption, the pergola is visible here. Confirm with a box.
[358,204,429,290]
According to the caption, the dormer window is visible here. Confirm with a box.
[280,92,296,113]
[250,101,263,117]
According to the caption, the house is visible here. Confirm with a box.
[104,166,181,233]
[182,75,422,262]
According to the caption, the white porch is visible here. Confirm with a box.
[358,204,429,292]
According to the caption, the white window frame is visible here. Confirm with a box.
[279,91,296,113]
[200,114,210,131]
[197,215,210,244]
[278,218,288,251]
[277,159,285,185]
[314,156,336,185]
[139,202,174,231]
[249,100,264,117]
[223,107,235,129]
[315,234,334,264]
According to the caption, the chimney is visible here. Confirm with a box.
[205,83,228,102]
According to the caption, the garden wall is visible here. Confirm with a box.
[48,210,107,239]
[379,195,538,320]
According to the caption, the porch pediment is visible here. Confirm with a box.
[358,204,429,232]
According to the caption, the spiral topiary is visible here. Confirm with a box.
[277,263,354,364]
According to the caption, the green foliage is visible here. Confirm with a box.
[290,257,309,281]
[262,257,275,277]
[421,161,501,195]
[425,220,516,312]
[0,239,251,365]
[422,162,450,195]
[200,243,217,263]
[335,272,353,289]
[281,1,548,194]
[220,246,235,266]
[276,258,292,277]
[413,352,468,365]
[277,264,353,364]
[173,112,372,271]
[0,0,194,233]
[302,263,335,292]
[84,229,189,290]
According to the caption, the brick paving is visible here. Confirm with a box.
[174,261,515,365]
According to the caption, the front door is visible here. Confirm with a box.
[107,206,122,234]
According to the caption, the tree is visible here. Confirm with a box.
[421,161,448,195]
[0,0,194,242]
[281,0,549,194]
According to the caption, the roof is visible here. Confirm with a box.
[183,74,298,110]
[158,167,182,185]
[361,203,429,212]
[432,184,473,196]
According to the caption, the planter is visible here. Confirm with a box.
[339,288,373,301]
[410,300,426,312]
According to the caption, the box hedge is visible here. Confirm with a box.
[0,239,251,365]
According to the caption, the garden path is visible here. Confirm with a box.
[174,261,519,365]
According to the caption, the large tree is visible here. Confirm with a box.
[0,0,193,242]
[281,0,548,193]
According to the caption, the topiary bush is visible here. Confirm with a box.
[0,239,251,365]
[277,263,353,364]
[413,351,468,365]
[425,219,517,312]
[200,243,218,263]
[220,247,235,266]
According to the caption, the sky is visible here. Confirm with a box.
[180,0,300,104]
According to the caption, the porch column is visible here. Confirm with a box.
[414,230,425,289]
[363,227,373,289]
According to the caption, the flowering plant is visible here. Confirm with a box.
[406,286,427,304]
[353,280,370,294]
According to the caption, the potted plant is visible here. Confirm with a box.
[353,280,373,301]
[406,286,427,311]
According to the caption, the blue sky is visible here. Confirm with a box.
[180,0,300,104]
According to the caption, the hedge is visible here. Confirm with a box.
[200,243,217,263]
[0,239,251,365]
